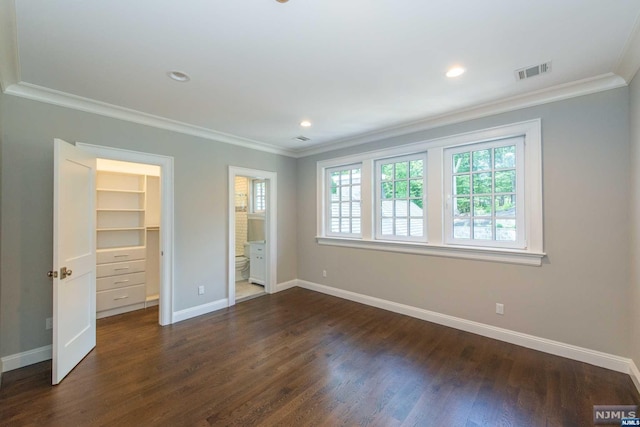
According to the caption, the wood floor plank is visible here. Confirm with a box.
[1,288,638,426]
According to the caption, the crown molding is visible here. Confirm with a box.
[3,82,297,157]
[1,0,635,161]
[293,73,628,158]
[615,12,640,83]
[0,0,19,91]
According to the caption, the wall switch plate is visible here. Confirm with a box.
[322,270,327,278]
[46,317,53,330]
[198,285,205,295]
[496,303,504,315]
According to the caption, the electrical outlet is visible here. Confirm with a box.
[46,317,53,330]
[322,270,327,278]
[496,303,504,315]
[198,285,205,295]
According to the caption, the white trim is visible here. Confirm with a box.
[296,280,633,374]
[374,153,427,242]
[0,0,19,91]
[172,298,228,323]
[0,75,628,160]
[275,279,298,292]
[228,166,278,306]
[5,82,295,157]
[615,13,640,83]
[316,236,544,266]
[443,136,525,249]
[297,74,626,158]
[629,360,640,396]
[1,345,52,373]
[5,281,640,395]
[316,120,544,265]
[76,143,175,326]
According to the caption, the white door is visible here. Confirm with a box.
[52,139,97,385]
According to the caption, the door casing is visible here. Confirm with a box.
[77,142,175,325]
[228,166,278,304]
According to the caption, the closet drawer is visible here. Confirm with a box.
[97,259,146,278]
[97,271,146,292]
[97,284,146,311]
[97,247,146,264]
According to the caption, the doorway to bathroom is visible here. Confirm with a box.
[228,167,277,305]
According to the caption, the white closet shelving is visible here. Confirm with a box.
[96,170,159,319]
[96,172,146,250]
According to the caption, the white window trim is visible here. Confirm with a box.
[443,136,525,249]
[250,179,266,215]
[374,153,428,242]
[316,119,545,266]
[324,163,363,238]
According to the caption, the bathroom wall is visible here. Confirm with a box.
[234,176,248,256]
[248,217,265,242]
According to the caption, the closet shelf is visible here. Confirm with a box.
[97,188,145,194]
[97,208,145,212]
[97,227,145,232]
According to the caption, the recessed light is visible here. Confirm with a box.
[167,71,191,82]
[300,120,312,127]
[446,66,465,78]
[276,0,289,3]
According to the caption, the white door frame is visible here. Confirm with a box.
[77,143,175,325]
[228,166,277,304]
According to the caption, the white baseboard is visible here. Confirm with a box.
[275,279,298,293]
[296,280,635,375]
[1,345,52,373]
[4,281,640,398]
[172,298,228,323]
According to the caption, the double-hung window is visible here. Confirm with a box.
[317,119,543,265]
[326,164,362,237]
[251,179,266,214]
[375,154,427,241]
[444,137,525,249]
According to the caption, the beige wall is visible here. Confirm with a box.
[0,91,298,358]
[630,72,640,369]
[297,88,631,356]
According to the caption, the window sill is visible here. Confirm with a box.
[316,236,545,266]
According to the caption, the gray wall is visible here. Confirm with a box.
[297,88,631,356]
[0,91,298,358]
[630,72,640,369]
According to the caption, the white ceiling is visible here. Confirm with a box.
[1,0,640,157]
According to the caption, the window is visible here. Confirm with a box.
[251,180,266,213]
[326,164,362,237]
[375,154,427,241]
[444,137,524,249]
[316,120,543,266]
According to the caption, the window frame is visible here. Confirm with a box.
[324,163,363,238]
[443,136,525,249]
[316,119,544,266]
[250,179,266,215]
[374,152,428,242]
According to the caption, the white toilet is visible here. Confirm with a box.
[235,243,251,281]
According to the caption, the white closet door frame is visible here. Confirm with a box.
[77,143,174,326]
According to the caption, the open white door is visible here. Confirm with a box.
[51,139,97,385]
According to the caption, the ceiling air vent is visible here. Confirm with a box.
[515,61,551,81]
[294,136,310,142]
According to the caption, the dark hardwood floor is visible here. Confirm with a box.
[1,288,638,426]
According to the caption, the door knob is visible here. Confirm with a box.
[60,267,73,279]
[47,270,58,278]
